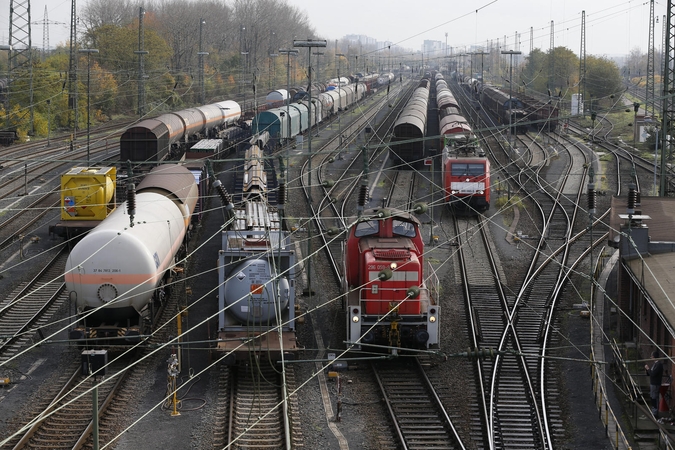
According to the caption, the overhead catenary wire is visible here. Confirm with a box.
[0,74,670,447]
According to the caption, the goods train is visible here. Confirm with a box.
[252,81,367,148]
[120,100,244,167]
[436,75,472,151]
[519,92,559,131]
[378,73,395,86]
[465,77,558,132]
[480,85,528,134]
[65,164,199,343]
[344,207,440,353]
[437,74,491,213]
[390,76,431,166]
[215,135,298,364]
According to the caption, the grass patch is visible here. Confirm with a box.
[494,194,523,210]
[493,195,523,228]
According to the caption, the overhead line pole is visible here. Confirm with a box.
[293,38,326,300]
[502,50,521,152]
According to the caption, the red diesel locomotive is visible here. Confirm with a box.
[344,208,440,354]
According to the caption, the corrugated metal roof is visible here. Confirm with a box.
[610,196,675,244]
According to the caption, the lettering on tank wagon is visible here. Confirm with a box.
[93,268,122,273]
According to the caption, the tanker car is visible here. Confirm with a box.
[214,135,298,364]
[65,164,198,343]
[437,75,490,213]
[120,100,244,168]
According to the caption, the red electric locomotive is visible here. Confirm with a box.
[344,208,440,354]
[442,135,491,213]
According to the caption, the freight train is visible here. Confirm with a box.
[390,76,431,166]
[480,85,528,134]
[436,75,491,213]
[519,92,559,132]
[65,164,199,343]
[377,73,395,86]
[436,75,472,151]
[214,134,298,364]
[119,100,245,168]
[344,207,440,353]
[252,81,367,148]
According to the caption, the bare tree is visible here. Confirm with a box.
[81,0,140,35]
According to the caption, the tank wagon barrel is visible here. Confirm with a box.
[66,164,199,343]
[120,100,243,167]
[252,81,370,148]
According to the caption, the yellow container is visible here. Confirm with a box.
[61,167,117,221]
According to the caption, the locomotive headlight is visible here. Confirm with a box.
[429,316,437,323]
[352,315,360,323]
[478,190,484,195]
[390,262,397,270]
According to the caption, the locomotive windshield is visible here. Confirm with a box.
[451,163,484,176]
[392,220,416,237]
[354,220,379,237]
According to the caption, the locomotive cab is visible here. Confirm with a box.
[442,141,491,214]
[344,208,440,353]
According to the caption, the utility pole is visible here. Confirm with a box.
[135,7,149,117]
[502,50,521,150]
[198,19,208,104]
[0,45,11,131]
[647,0,656,117]
[473,51,487,82]
[68,0,78,142]
[313,51,323,87]
[278,48,298,149]
[336,52,345,148]
[9,0,33,135]
[549,21,555,92]
[579,11,586,116]
[660,0,675,196]
[79,48,98,166]
[313,51,324,136]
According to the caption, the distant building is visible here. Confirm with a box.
[422,40,444,59]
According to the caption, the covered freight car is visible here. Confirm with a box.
[391,84,430,166]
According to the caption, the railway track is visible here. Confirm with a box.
[372,358,465,449]
[6,359,130,449]
[212,362,303,449]
[305,80,413,286]
[452,214,511,447]
[0,248,68,363]
[450,77,616,449]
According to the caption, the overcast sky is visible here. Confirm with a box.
[0,0,666,58]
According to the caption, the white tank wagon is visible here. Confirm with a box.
[65,164,198,342]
